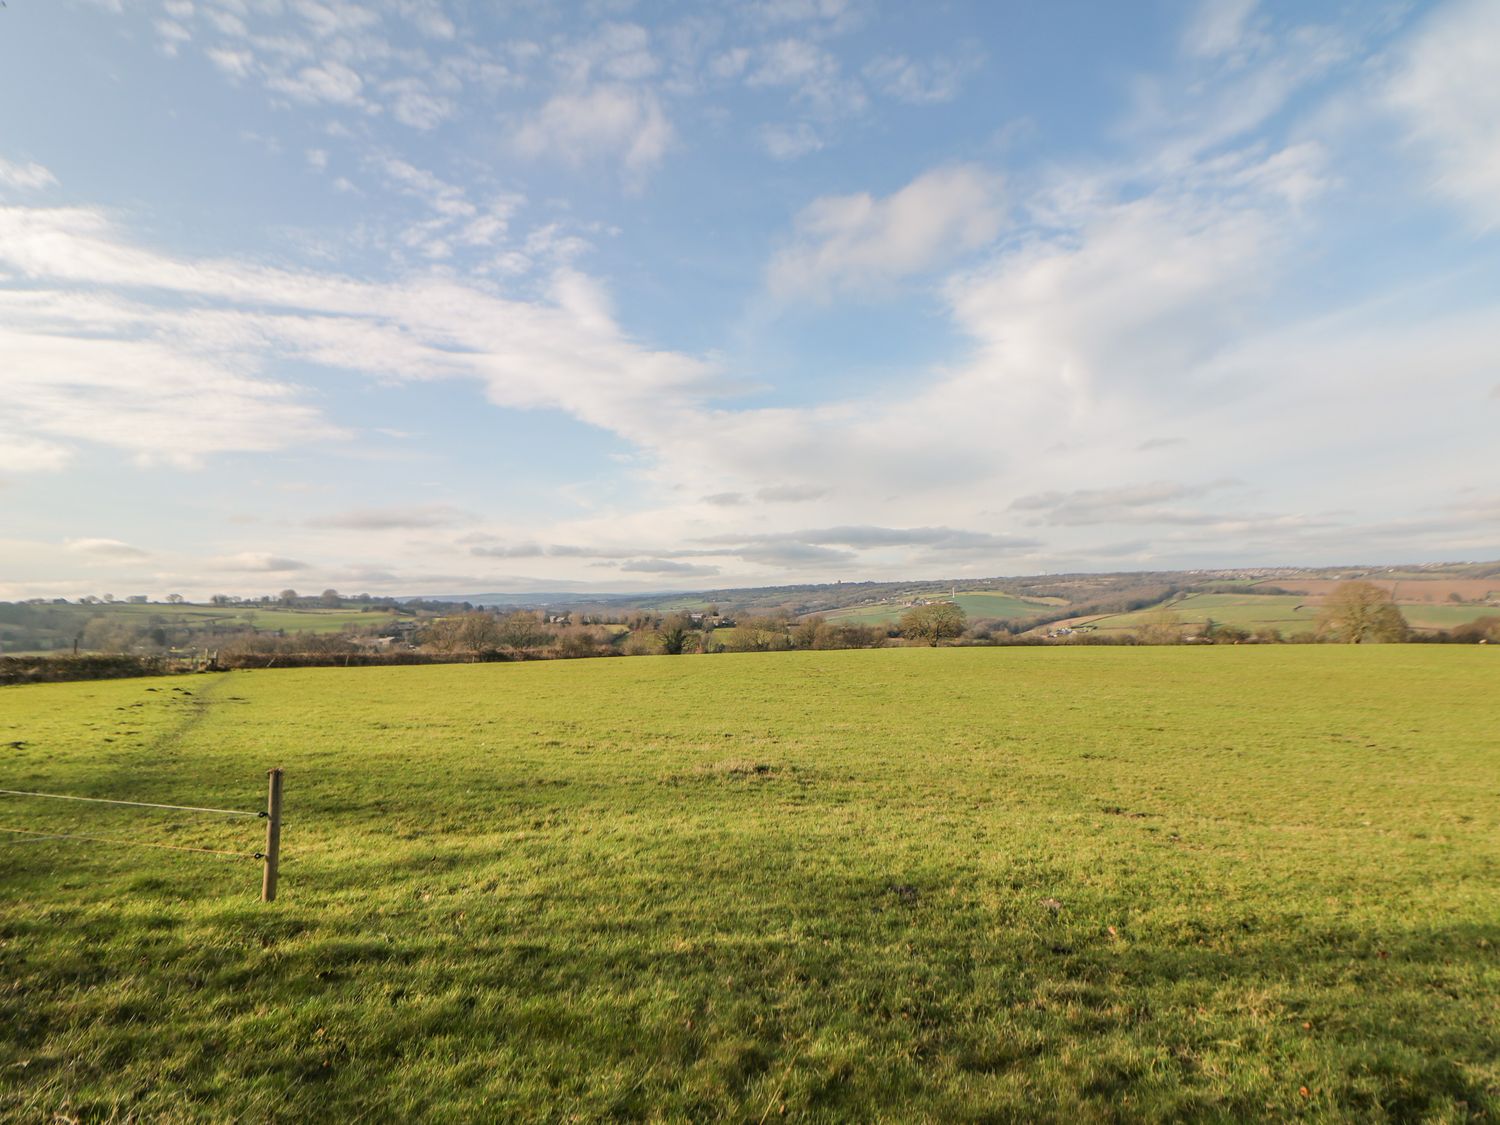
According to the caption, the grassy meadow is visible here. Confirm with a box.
[1073,592,1496,637]
[1079,594,1321,636]
[2,648,1497,1121]
[86,603,401,634]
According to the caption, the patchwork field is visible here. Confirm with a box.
[2,648,1497,1120]
[92,603,403,634]
[823,590,1063,627]
[1068,591,1496,637]
[1077,593,1321,636]
[0,602,405,657]
[1261,578,1500,605]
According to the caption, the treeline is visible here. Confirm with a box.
[6,588,1495,687]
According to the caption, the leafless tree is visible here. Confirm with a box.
[1317,581,1408,643]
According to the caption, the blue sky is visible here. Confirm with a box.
[1,0,1497,599]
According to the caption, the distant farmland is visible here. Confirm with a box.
[821,590,1064,627]
[2,648,1495,1119]
[1056,590,1497,637]
[1072,593,1320,636]
[93,603,402,634]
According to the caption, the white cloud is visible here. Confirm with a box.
[0,158,58,191]
[217,552,310,573]
[0,310,342,471]
[65,538,151,559]
[206,47,256,79]
[0,202,714,472]
[155,18,193,56]
[1385,0,1500,230]
[1011,481,1244,526]
[267,60,367,106]
[863,45,983,105]
[382,78,456,130]
[395,0,456,40]
[0,435,72,473]
[745,0,861,34]
[617,558,720,576]
[709,47,751,80]
[1128,7,1353,168]
[315,504,468,530]
[759,121,822,160]
[552,22,659,85]
[1181,0,1265,61]
[768,164,1005,298]
[289,0,382,41]
[204,9,246,37]
[370,154,473,217]
[748,38,866,118]
[514,85,674,185]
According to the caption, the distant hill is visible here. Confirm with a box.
[419,560,1500,629]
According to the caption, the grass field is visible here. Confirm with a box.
[825,591,1062,627]
[1075,593,1494,636]
[2,649,1497,1120]
[95,603,403,634]
[1398,603,1500,630]
[1079,594,1321,636]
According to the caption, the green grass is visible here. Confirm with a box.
[1080,593,1494,636]
[1083,593,1320,635]
[94,603,402,634]
[1399,603,1500,630]
[2,648,1497,1120]
[825,591,1061,627]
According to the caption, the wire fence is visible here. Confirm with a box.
[0,787,264,818]
[0,770,285,899]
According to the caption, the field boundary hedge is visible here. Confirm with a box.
[207,651,515,670]
[0,654,173,686]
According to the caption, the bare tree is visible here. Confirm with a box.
[425,612,501,653]
[497,611,552,653]
[1138,608,1185,645]
[900,603,966,647]
[1317,581,1408,643]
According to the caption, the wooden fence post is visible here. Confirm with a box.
[262,768,283,902]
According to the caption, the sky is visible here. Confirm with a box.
[1,0,1498,600]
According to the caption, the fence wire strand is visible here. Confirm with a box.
[0,788,260,818]
[0,824,261,860]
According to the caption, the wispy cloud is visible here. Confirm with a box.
[616,558,720,576]
[768,164,1005,298]
[1385,0,1500,230]
[314,505,469,531]
[514,86,674,187]
[1011,481,1243,526]
[0,201,715,471]
[863,43,983,105]
[0,158,58,192]
[65,538,150,559]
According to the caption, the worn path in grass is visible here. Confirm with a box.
[2,647,1497,1121]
